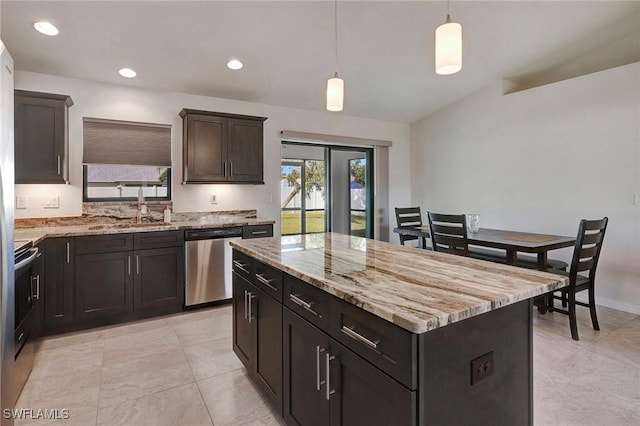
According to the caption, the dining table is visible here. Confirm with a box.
[393,226,576,270]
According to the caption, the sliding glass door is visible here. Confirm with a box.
[281,155,327,235]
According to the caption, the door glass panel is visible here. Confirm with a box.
[303,160,326,234]
[349,158,367,237]
[281,161,302,235]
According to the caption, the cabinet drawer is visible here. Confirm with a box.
[134,230,184,250]
[242,224,273,239]
[75,234,134,255]
[330,298,417,390]
[254,261,283,302]
[283,275,330,332]
[232,250,254,282]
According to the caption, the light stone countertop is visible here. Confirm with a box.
[14,215,275,246]
[231,233,570,334]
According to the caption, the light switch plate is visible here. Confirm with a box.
[634,194,640,206]
[44,195,60,209]
[16,195,27,209]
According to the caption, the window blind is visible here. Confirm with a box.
[83,118,172,166]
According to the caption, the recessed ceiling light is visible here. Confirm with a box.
[33,21,59,36]
[226,59,243,70]
[118,68,137,78]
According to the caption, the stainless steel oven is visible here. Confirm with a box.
[13,241,39,403]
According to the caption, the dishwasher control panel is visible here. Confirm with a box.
[184,227,243,241]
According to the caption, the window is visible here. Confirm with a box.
[82,118,171,201]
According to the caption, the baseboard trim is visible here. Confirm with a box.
[594,296,640,315]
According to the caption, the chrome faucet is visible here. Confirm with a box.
[136,187,147,224]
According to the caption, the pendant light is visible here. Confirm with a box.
[327,0,344,111]
[435,0,462,75]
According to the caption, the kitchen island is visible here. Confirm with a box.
[230,233,568,425]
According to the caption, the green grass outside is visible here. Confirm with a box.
[281,211,366,236]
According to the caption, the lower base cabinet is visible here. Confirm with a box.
[134,247,184,310]
[75,251,134,319]
[232,271,283,414]
[283,308,415,426]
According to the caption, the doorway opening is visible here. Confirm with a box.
[281,142,373,238]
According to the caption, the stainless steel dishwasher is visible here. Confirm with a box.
[184,227,243,306]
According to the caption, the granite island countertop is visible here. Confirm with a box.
[230,232,569,334]
[14,211,275,246]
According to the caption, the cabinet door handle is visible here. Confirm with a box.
[256,274,277,292]
[326,353,335,400]
[251,230,269,236]
[229,161,233,177]
[244,290,248,319]
[233,260,249,274]
[224,162,227,176]
[341,325,380,350]
[17,333,24,342]
[136,255,140,275]
[57,155,61,175]
[316,346,326,391]
[289,294,321,318]
[128,255,131,276]
[66,242,70,264]
[31,275,40,299]
[248,293,256,323]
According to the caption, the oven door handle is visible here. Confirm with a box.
[15,247,39,271]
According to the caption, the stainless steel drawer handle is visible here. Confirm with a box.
[251,230,269,235]
[233,260,250,274]
[316,346,326,391]
[17,333,24,342]
[57,155,61,175]
[326,353,335,400]
[66,242,70,264]
[256,274,277,291]
[341,325,380,350]
[289,294,321,318]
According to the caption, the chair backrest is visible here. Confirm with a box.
[570,217,609,285]
[427,212,469,256]
[395,207,422,228]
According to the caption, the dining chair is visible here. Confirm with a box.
[395,207,422,246]
[426,212,469,256]
[547,217,609,341]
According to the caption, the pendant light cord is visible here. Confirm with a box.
[334,0,338,75]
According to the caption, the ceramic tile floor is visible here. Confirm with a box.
[15,303,639,426]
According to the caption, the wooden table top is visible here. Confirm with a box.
[393,227,575,253]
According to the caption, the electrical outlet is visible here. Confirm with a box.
[16,195,27,209]
[210,194,218,204]
[44,195,60,209]
[470,351,494,385]
[634,194,640,206]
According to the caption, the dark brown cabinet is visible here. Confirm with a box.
[180,109,266,184]
[43,238,75,330]
[14,90,73,184]
[283,308,414,426]
[75,251,134,319]
[42,231,184,335]
[283,308,330,426]
[133,247,184,310]
[232,272,283,415]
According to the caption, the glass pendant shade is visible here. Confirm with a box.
[326,74,344,112]
[435,15,462,75]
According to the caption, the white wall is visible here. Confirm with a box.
[411,63,640,314]
[14,71,411,240]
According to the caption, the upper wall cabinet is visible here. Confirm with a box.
[179,109,267,184]
[15,90,74,184]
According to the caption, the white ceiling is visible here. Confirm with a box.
[1,1,639,123]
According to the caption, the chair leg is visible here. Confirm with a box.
[568,291,579,341]
[588,284,600,331]
[547,293,554,313]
